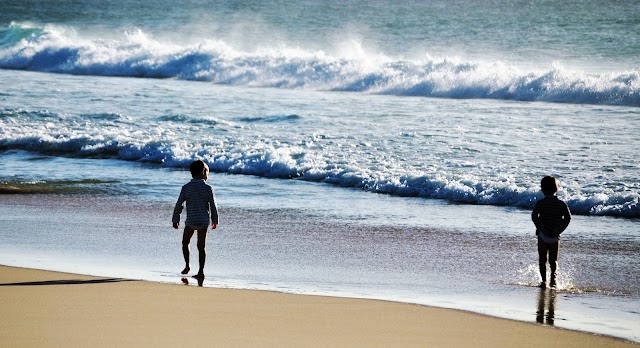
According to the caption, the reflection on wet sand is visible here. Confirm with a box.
[536,288,557,325]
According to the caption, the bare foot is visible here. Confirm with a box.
[193,273,204,280]
[181,266,190,275]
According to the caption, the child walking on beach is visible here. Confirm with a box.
[531,176,571,289]
[172,160,219,280]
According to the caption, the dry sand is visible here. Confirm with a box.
[0,265,634,347]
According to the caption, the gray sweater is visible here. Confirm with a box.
[172,179,219,228]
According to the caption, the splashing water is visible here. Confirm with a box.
[1,23,638,106]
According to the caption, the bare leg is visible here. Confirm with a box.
[182,226,195,274]
[194,227,208,279]
[549,242,559,287]
[537,239,548,287]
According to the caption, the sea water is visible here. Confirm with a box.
[0,0,639,342]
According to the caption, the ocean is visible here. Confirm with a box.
[1,0,639,342]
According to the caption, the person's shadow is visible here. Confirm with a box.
[536,288,557,325]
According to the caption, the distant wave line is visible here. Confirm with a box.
[1,23,638,107]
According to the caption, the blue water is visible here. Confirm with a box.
[1,0,639,342]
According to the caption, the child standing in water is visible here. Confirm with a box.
[532,176,571,289]
[172,160,219,280]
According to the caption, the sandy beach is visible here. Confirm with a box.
[0,265,634,347]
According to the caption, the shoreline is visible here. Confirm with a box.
[1,192,639,344]
[1,265,635,347]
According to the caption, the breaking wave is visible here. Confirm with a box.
[1,23,638,107]
[0,108,638,217]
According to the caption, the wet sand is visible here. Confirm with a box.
[0,265,634,347]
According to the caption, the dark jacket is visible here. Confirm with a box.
[532,195,571,238]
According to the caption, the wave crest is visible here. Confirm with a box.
[1,133,637,217]
[1,23,638,106]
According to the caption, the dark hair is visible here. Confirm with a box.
[541,176,558,194]
[190,160,208,178]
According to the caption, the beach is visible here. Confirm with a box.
[1,0,639,345]
[1,265,635,347]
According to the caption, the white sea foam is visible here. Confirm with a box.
[1,23,638,106]
[1,107,638,217]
